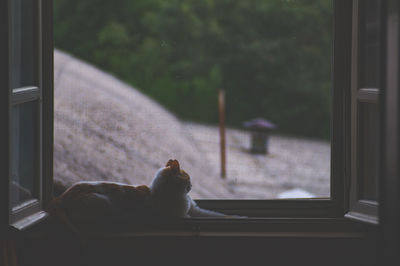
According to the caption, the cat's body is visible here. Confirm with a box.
[47,181,152,232]
[48,159,228,233]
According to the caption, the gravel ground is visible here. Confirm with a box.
[183,123,330,199]
[54,49,330,199]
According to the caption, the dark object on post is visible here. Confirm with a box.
[243,118,277,154]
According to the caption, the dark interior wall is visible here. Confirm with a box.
[17,234,378,266]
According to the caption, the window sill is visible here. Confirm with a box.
[109,217,374,238]
[24,216,376,240]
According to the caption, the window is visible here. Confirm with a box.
[0,0,385,233]
[0,0,53,231]
[4,4,400,266]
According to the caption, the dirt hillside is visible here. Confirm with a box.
[53,49,231,198]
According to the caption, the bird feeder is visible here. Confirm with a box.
[243,118,277,154]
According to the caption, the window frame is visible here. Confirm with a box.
[380,0,400,261]
[345,0,382,225]
[0,0,383,236]
[0,0,11,234]
[0,0,53,232]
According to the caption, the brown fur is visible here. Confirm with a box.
[47,183,150,214]
[46,182,151,236]
[163,159,190,182]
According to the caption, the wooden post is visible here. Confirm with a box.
[219,89,226,178]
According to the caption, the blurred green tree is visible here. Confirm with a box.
[54,0,332,139]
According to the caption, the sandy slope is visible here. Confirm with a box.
[53,49,330,199]
[54,49,231,198]
[184,123,330,198]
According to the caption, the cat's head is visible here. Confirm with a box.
[150,159,192,195]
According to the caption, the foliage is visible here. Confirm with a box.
[54,0,332,139]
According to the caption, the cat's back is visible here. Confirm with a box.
[49,181,150,209]
[47,181,151,230]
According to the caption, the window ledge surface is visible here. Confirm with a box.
[78,217,375,239]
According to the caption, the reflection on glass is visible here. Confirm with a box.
[359,0,382,89]
[11,101,38,208]
[12,0,38,88]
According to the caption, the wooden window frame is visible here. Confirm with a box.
[345,0,382,225]
[0,0,385,237]
[0,0,53,233]
[380,0,400,262]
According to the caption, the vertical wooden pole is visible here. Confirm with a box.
[219,89,226,178]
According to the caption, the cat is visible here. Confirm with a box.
[149,159,228,218]
[47,159,234,233]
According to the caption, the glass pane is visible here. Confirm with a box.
[359,0,382,89]
[53,0,331,199]
[357,102,379,201]
[11,101,39,208]
[12,0,38,88]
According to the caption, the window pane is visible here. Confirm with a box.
[359,0,382,89]
[12,0,38,88]
[357,102,379,201]
[53,0,331,199]
[11,101,39,208]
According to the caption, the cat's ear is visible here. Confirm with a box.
[166,159,180,173]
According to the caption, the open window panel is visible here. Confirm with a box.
[50,0,347,219]
[1,0,53,231]
[345,0,382,225]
